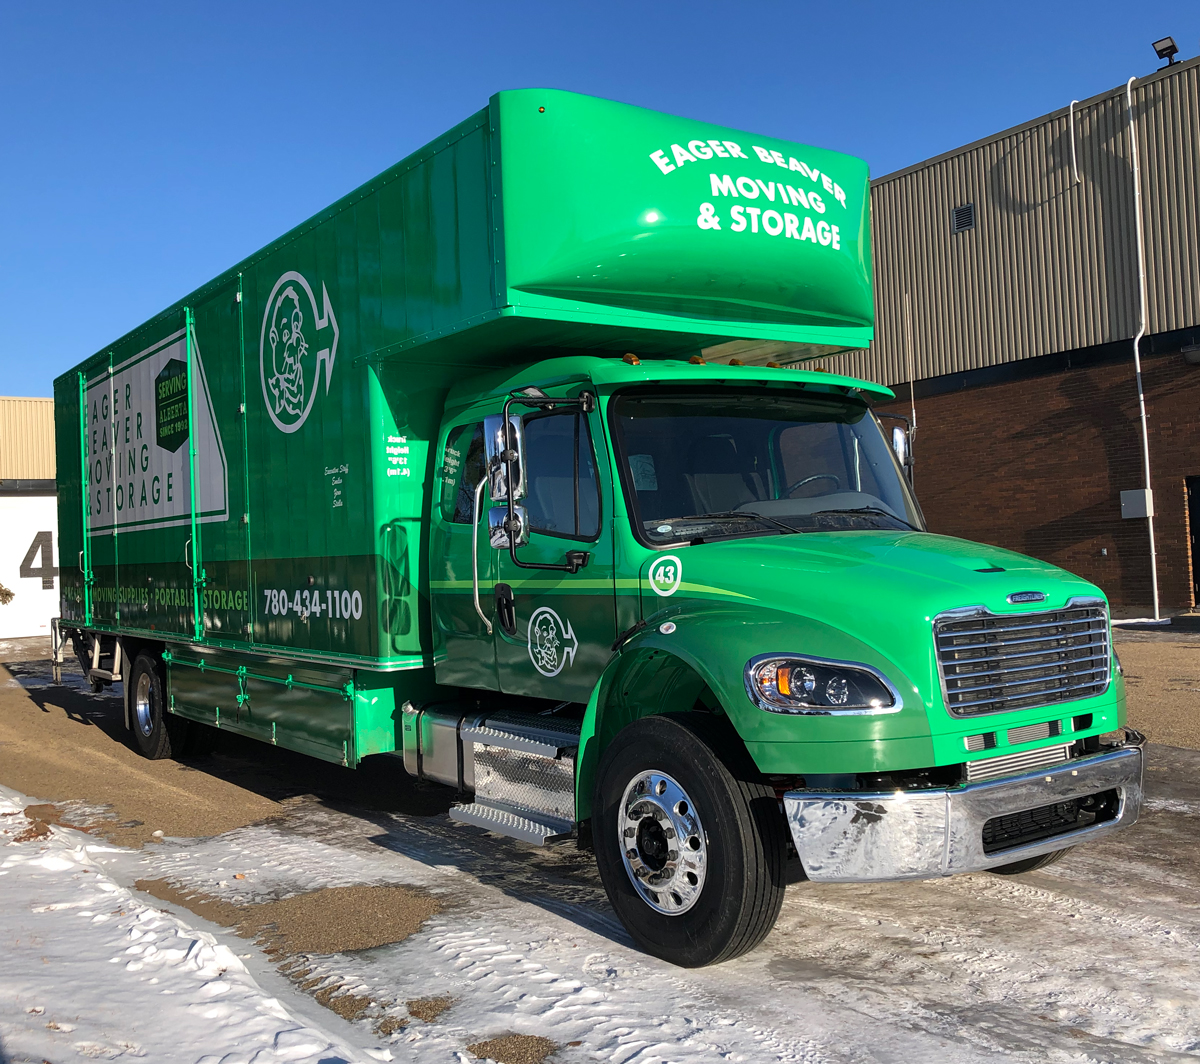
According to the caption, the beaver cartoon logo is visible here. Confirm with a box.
[259,271,339,433]
[528,606,579,678]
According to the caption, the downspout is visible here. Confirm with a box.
[1068,100,1081,184]
[904,291,917,485]
[1125,75,1161,621]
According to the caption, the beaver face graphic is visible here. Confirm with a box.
[266,285,308,418]
[258,270,340,434]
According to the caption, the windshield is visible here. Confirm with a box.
[612,388,925,544]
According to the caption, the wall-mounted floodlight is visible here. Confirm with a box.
[1152,36,1179,65]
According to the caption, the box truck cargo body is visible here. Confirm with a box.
[54,89,1143,967]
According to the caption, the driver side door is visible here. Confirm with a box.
[493,406,616,703]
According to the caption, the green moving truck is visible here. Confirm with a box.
[53,89,1144,967]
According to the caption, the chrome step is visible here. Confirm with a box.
[449,802,573,845]
[460,717,580,758]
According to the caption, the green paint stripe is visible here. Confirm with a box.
[678,582,753,599]
[430,578,751,600]
[431,579,616,590]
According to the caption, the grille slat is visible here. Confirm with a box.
[936,603,1109,717]
[936,616,1105,641]
[949,678,1110,711]
[945,651,1109,681]
[936,623,1106,653]
[946,664,1108,696]
[943,643,1106,669]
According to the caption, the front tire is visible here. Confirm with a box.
[593,713,786,967]
[989,847,1072,875]
[129,652,188,759]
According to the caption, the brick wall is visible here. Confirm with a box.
[877,349,1200,615]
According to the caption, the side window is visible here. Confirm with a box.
[440,422,485,523]
[523,411,600,539]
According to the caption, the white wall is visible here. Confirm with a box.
[0,494,59,638]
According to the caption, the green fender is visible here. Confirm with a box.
[574,600,932,822]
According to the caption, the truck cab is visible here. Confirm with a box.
[408,353,1142,966]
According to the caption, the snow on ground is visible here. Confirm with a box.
[0,791,378,1064]
[6,752,1200,1063]
[112,817,843,1063]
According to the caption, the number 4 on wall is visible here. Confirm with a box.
[20,531,59,590]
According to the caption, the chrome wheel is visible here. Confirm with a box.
[618,770,707,915]
[135,672,154,737]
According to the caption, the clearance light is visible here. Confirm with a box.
[744,654,901,715]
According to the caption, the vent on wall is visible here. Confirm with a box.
[952,203,976,234]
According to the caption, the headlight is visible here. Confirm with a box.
[744,653,901,715]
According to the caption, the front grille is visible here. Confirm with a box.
[965,742,1072,782]
[981,789,1120,854]
[936,602,1109,717]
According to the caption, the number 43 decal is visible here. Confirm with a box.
[20,531,58,589]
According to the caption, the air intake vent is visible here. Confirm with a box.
[952,203,976,233]
[1008,720,1063,745]
[965,743,1073,782]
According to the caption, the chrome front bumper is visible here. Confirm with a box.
[783,738,1144,882]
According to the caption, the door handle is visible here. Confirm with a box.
[78,551,84,573]
[184,538,193,572]
[494,583,516,637]
[471,476,493,634]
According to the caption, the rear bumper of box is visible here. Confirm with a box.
[782,734,1144,882]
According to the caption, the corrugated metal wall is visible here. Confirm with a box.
[0,397,56,479]
[817,57,1200,387]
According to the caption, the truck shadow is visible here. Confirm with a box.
[4,658,129,734]
[6,655,631,948]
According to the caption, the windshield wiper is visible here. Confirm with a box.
[676,511,798,535]
[811,506,920,531]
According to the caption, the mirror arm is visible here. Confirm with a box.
[501,391,596,573]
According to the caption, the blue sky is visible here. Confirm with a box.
[2,1,1197,396]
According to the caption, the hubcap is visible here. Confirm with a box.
[618,770,707,915]
[135,673,154,737]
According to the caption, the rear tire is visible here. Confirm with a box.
[989,847,1072,875]
[593,713,786,967]
[129,652,188,760]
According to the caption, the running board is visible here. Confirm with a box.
[455,713,580,845]
[449,802,573,845]
[460,719,579,758]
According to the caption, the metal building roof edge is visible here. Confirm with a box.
[873,54,1200,187]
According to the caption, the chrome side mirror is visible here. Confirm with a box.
[488,504,530,549]
[891,425,909,470]
[484,414,525,502]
